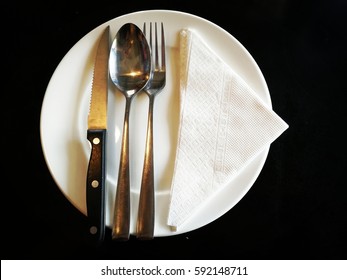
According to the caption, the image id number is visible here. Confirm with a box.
[194,266,248,276]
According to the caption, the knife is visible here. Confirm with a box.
[86,26,110,245]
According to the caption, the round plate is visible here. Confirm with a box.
[40,10,271,236]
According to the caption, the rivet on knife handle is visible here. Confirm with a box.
[86,129,106,244]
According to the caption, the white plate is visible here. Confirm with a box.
[40,10,271,237]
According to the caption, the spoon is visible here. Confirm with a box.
[109,23,151,240]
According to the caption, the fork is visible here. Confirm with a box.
[136,22,166,239]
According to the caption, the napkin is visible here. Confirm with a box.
[167,29,289,231]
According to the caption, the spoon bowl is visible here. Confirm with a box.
[109,23,151,97]
[109,23,151,240]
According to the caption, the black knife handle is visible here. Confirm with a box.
[86,129,106,245]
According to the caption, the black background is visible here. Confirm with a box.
[3,0,347,260]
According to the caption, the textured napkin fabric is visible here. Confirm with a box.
[167,29,289,231]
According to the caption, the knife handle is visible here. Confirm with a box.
[86,129,106,245]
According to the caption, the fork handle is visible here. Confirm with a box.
[136,97,155,239]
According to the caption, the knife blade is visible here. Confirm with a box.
[86,25,110,245]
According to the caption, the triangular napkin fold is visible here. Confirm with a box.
[167,29,289,231]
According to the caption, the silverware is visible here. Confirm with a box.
[86,26,110,245]
[136,22,166,240]
[109,23,151,241]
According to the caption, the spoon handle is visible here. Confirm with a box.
[112,97,132,241]
[136,96,155,239]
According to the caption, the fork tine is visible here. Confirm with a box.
[149,22,153,54]
[144,22,165,71]
[161,22,166,70]
[144,22,154,65]
[154,22,159,69]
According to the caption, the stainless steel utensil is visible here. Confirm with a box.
[109,23,151,240]
[86,26,110,245]
[136,22,166,240]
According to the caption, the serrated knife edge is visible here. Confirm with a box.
[88,25,110,129]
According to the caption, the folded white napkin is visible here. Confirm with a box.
[167,29,289,231]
